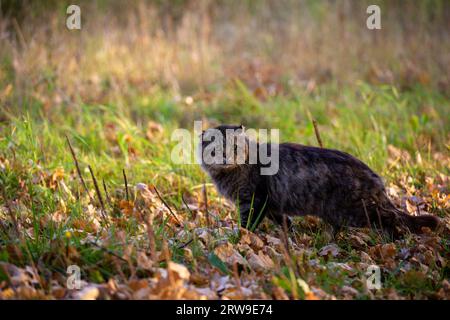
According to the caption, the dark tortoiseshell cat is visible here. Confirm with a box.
[199,125,440,236]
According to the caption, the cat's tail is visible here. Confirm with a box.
[378,202,441,235]
[396,211,440,233]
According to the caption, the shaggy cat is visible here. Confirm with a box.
[199,125,440,236]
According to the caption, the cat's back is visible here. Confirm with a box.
[271,143,385,204]
[278,143,380,179]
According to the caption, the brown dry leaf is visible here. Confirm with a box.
[248,233,264,250]
[223,284,259,299]
[406,199,418,214]
[340,285,359,299]
[137,252,154,270]
[47,167,65,190]
[348,231,370,248]
[0,262,40,288]
[128,279,149,291]
[168,261,190,281]
[319,244,340,257]
[51,287,66,299]
[133,287,152,300]
[0,288,15,299]
[73,286,100,300]
[214,243,248,266]
[311,287,333,300]
[128,146,139,159]
[381,243,397,259]
[149,265,200,299]
[146,121,164,141]
[265,235,282,248]
[190,273,210,286]
[0,83,13,101]
[437,280,450,299]
[119,200,134,216]
[387,145,411,163]
[238,230,264,251]
[402,270,428,288]
[15,286,47,299]
[360,251,374,264]
[104,122,117,142]
[272,286,289,300]
[193,287,216,299]
[196,227,213,245]
[385,288,402,300]
[123,134,132,143]
[305,291,320,300]
[106,278,119,295]
[370,243,397,261]
[305,215,321,228]
[246,250,275,271]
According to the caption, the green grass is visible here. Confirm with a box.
[0,82,449,299]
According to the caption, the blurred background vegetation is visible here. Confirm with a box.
[1,0,449,107]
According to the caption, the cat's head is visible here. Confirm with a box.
[198,124,249,172]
